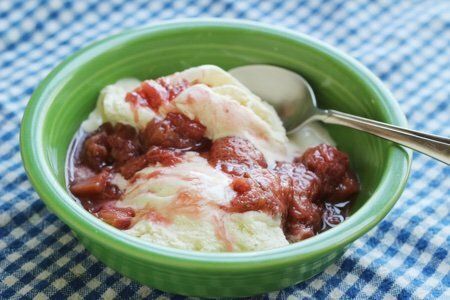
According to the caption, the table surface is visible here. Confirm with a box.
[0,0,449,299]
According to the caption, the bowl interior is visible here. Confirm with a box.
[22,21,410,263]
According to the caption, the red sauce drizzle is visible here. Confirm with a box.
[125,92,147,123]
[213,215,234,252]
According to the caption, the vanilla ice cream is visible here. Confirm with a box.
[81,65,335,252]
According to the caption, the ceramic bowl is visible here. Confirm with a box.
[20,19,411,297]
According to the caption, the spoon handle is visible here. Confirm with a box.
[318,109,450,164]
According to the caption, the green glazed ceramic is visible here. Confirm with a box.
[20,19,411,297]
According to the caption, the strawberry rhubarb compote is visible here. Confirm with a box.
[67,65,359,252]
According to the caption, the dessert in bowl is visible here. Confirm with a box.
[67,65,359,252]
[20,20,411,296]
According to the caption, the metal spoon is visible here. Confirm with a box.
[229,65,450,164]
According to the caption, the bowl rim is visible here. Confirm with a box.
[20,18,412,271]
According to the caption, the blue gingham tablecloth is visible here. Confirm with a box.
[0,0,449,299]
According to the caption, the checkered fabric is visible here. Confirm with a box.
[0,0,449,299]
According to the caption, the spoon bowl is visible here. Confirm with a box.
[230,65,317,131]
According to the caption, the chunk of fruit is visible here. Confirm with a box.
[119,147,182,179]
[226,168,287,216]
[284,223,316,242]
[106,123,141,166]
[70,170,110,197]
[208,136,267,176]
[140,112,209,151]
[96,201,135,229]
[275,162,323,240]
[328,171,359,201]
[296,144,359,200]
[296,144,348,184]
[82,130,110,171]
[81,123,142,171]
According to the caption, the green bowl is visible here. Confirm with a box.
[20,19,411,297]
